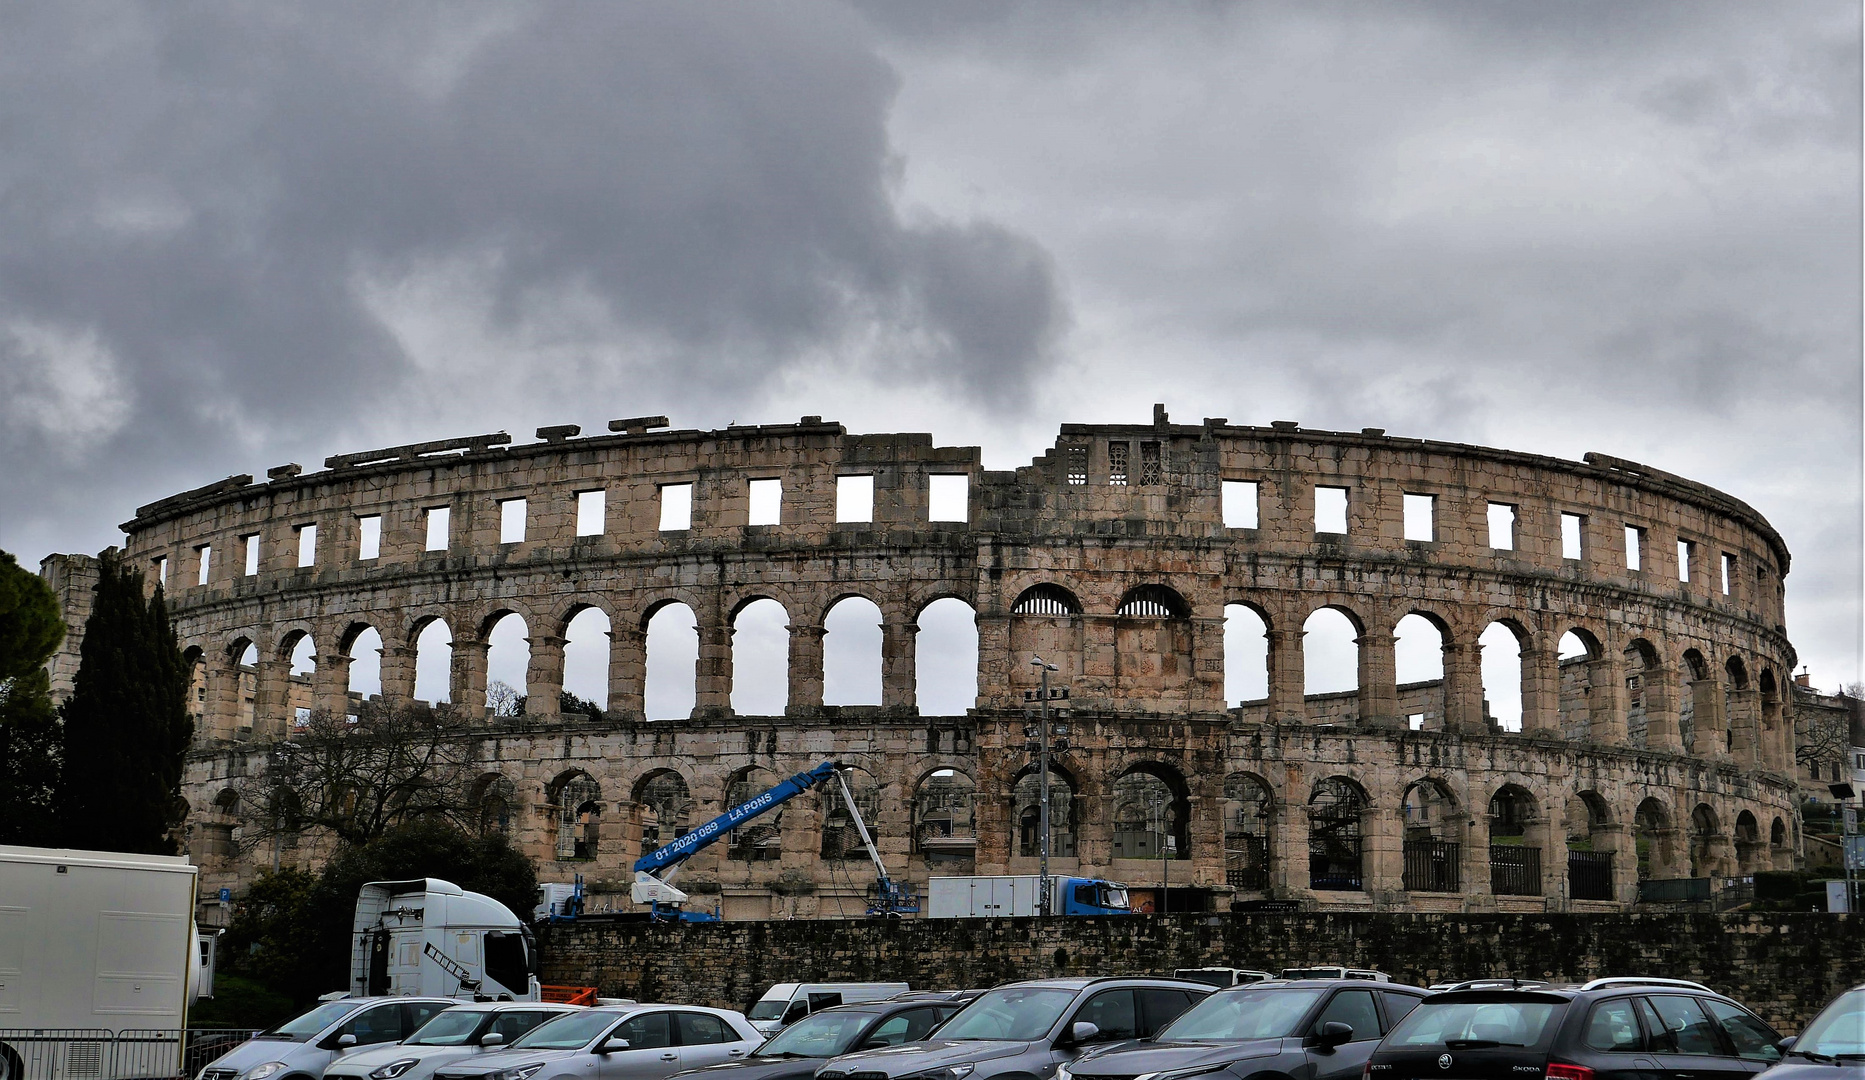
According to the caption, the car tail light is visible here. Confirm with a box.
[1546,1064,1594,1080]
[1362,1067,1372,1080]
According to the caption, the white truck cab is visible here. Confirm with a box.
[351,879,539,1001]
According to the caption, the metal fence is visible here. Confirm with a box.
[0,1028,255,1080]
[1226,835,1269,890]
[1308,838,1364,891]
[1403,839,1461,893]
[1489,845,1542,896]
[1568,850,1615,901]
[1636,876,1712,904]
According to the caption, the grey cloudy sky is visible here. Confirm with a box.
[1,2,1859,690]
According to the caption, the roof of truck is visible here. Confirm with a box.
[0,844,196,873]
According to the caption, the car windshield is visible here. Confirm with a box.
[747,999,790,1021]
[1385,1000,1562,1049]
[513,1011,624,1051]
[756,1011,877,1057]
[260,1001,358,1041]
[1793,989,1865,1059]
[407,1011,486,1046]
[1156,988,1326,1041]
[933,987,1078,1042]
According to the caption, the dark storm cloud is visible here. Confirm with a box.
[0,1,1062,557]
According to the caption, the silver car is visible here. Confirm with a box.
[325,1003,584,1080]
[432,1005,761,1080]
[197,997,460,1080]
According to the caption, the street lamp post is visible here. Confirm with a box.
[1033,656,1057,917]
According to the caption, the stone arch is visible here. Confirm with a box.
[1110,762,1191,861]
[643,601,699,721]
[278,627,316,671]
[1564,790,1618,900]
[633,769,694,854]
[1010,583,1085,692]
[550,770,602,861]
[1689,802,1727,878]
[1479,619,1528,732]
[915,597,979,716]
[823,595,884,707]
[1401,777,1462,892]
[1303,605,1363,709]
[181,644,208,723]
[481,610,530,715]
[730,597,790,716]
[1487,783,1541,897]
[1308,775,1368,892]
[1394,611,1448,730]
[1734,810,1762,873]
[411,615,453,704]
[913,768,977,871]
[1769,815,1788,869]
[344,624,383,700]
[1621,637,1669,750]
[1223,772,1274,891]
[1632,796,1677,880]
[1223,602,1271,706]
[1113,586,1193,692]
[472,774,516,836]
[1011,583,1082,616]
[1556,627,1605,741]
[723,765,784,862]
[1115,584,1191,619]
[1724,655,1749,690]
[1758,667,1784,771]
[820,763,879,860]
[1012,759,1078,859]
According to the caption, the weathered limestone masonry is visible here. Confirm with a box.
[537,912,1864,1033]
[56,411,1804,917]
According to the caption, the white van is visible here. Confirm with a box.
[745,983,910,1035]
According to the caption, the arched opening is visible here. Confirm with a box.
[562,607,611,714]
[1734,810,1762,874]
[823,596,884,706]
[1557,629,1600,740]
[635,771,693,854]
[1759,668,1783,770]
[1009,584,1083,692]
[1011,584,1081,616]
[231,639,259,731]
[1222,604,1269,706]
[1394,613,1446,730]
[1111,765,1190,861]
[552,772,601,861]
[915,598,979,715]
[724,766,784,862]
[474,775,515,836]
[346,626,383,700]
[820,765,878,860]
[1224,773,1273,891]
[283,632,316,726]
[1689,803,1725,878]
[484,612,530,716]
[413,618,453,704]
[1622,639,1663,749]
[1480,622,1526,732]
[268,786,303,852]
[1013,763,1076,859]
[1302,608,1360,715]
[1113,586,1193,690]
[730,598,789,716]
[1401,779,1461,892]
[1488,785,1540,896]
[1633,797,1674,880]
[913,769,977,871]
[1769,816,1788,869]
[644,603,699,721]
[1566,792,1616,900]
[1680,648,1712,754]
[1308,777,1366,891]
[182,645,208,723]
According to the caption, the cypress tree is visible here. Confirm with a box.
[58,552,193,854]
[0,549,66,844]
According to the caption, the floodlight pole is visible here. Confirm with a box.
[1035,656,1055,917]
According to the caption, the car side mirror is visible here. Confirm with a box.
[1776,1038,1795,1053]
[596,1039,630,1054]
[479,1032,506,1047]
[1069,1022,1101,1045]
[857,1040,888,1051]
[1313,1022,1352,1049]
[337,1034,358,1048]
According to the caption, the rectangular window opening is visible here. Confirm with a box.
[1561,513,1584,560]
[1624,525,1643,572]
[358,515,381,561]
[576,490,606,537]
[1677,539,1693,582]
[1140,442,1163,485]
[1222,480,1260,530]
[1487,503,1516,550]
[499,498,526,544]
[1107,442,1129,486]
[836,474,874,523]
[928,474,968,522]
[425,506,451,552]
[748,478,782,526]
[296,523,317,568]
[659,483,693,531]
[242,534,260,577]
[1315,486,1349,535]
[155,556,167,586]
[1065,446,1089,485]
[196,545,211,586]
[1721,553,1735,596]
[1403,493,1436,542]
[1408,713,1425,731]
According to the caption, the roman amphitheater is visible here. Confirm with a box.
[60,409,1808,919]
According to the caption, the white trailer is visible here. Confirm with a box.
[925,875,1132,918]
[0,844,204,1080]
[350,879,539,1001]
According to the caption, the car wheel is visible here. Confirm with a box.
[0,1044,25,1080]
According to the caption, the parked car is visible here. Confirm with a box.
[666,997,971,1080]
[1279,967,1391,983]
[1757,984,1864,1079]
[1365,977,1786,1080]
[196,997,460,1080]
[815,977,1213,1080]
[323,1002,584,1080]
[746,983,912,1036]
[1174,969,1275,989]
[432,1004,762,1080]
[1063,978,1432,1080]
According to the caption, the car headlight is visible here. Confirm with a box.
[491,1064,547,1080]
[370,1061,422,1080]
[898,1065,975,1080]
[1057,1066,1072,1080]
[242,1063,289,1080]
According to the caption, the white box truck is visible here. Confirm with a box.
[925,875,1132,917]
[0,844,205,1080]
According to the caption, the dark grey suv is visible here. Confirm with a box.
[815,978,1213,1080]
[1063,979,1432,1080]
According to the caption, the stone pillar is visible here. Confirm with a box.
[1190,614,1228,708]
[1267,628,1305,724]
[1726,688,1760,768]
[787,624,826,713]
[253,658,294,740]
[1355,630,1399,729]
[974,614,1012,710]
[526,634,568,717]
[696,618,732,712]
[607,627,645,719]
[1641,663,1684,753]
[1520,638,1561,736]
[204,655,243,742]
[379,645,417,705]
[314,652,353,717]
[1364,803,1404,901]
[1271,798,1306,898]
[1689,678,1726,757]
[882,620,918,710]
[453,639,490,719]
[1443,640,1486,734]
[1760,695,1786,771]
[1586,654,1626,745]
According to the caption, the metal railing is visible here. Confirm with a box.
[1403,839,1461,893]
[1636,876,1712,904]
[1308,839,1364,891]
[1568,850,1614,900]
[1490,845,1542,896]
[1226,835,1269,890]
[0,1028,256,1080]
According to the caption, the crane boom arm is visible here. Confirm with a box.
[633,760,838,876]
